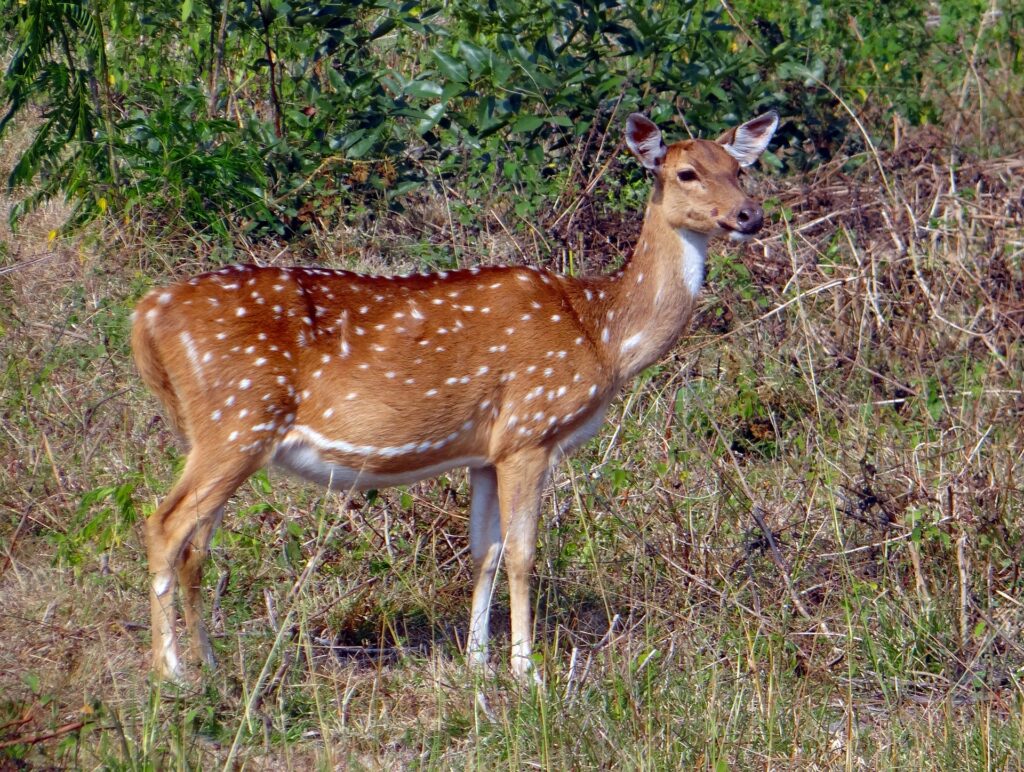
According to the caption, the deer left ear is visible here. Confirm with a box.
[717,111,779,167]
[626,113,667,171]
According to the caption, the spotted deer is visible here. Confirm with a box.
[132,110,778,682]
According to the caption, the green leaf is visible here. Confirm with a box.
[594,74,627,97]
[441,81,467,101]
[181,0,193,22]
[417,102,446,134]
[286,108,309,128]
[345,132,377,159]
[389,179,420,196]
[370,18,396,40]
[432,51,468,83]
[512,114,543,133]
[457,41,489,76]
[22,671,41,694]
[405,79,444,99]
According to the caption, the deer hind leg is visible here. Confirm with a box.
[146,448,264,680]
[495,448,550,682]
[178,504,225,669]
[467,465,500,669]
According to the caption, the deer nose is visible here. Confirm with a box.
[735,202,764,234]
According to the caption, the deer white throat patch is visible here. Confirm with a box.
[677,229,709,297]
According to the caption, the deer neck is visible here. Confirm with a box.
[589,203,708,382]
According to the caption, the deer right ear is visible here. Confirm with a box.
[626,114,666,171]
[717,111,779,167]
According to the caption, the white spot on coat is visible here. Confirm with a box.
[621,331,644,352]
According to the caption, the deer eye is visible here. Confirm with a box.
[676,168,698,182]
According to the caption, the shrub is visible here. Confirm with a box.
[1,0,1017,240]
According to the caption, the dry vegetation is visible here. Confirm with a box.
[1,105,1023,767]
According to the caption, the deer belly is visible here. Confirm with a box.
[271,428,486,490]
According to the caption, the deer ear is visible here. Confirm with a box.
[626,113,667,171]
[717,111,779,167]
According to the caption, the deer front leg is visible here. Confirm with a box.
[468,465,501,670]
[496,449,550,682]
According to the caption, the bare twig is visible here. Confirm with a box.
[0,252,60,276]
[0,720,89,749]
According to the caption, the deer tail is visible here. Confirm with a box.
[131,297,189,441]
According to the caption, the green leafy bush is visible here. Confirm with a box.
[1,0,1018,240]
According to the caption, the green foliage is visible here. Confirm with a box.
[115,84,274,237]
[56,479,140,567]
[4,0,1015,242]
[1,0,116,225]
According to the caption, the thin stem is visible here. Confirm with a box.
[91,5,119,186]
[208,0,230,116]
[254,0,283,138]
